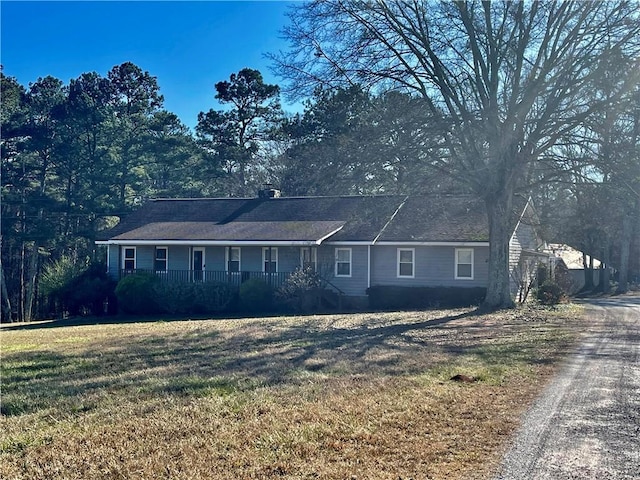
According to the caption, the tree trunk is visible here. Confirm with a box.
[599,244,611,294]
[583,252,594,291]
[22,242,39,322]
[616,211,633,294]
[0,256,12,322]
[483,192,516,310]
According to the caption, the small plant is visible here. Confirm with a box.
[276,267,322,312]
[238,278,273,313]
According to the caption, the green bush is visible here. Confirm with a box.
[115,273,160,314]
[193,282,236,313]
[40,257,116,316]
[153,281,235,314]
[367,285,487,309]
[536,281,565,305]
[239,278,273,313]
[553,261,574,295]
[66,264,117,316]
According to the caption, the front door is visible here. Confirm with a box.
[192,248,205,281]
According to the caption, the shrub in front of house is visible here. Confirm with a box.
[536,281,566,305]
[239,278,273,312]
[192,282,236,313]
[276,266,322,312]
[153,281,236,314]
[367,285,487,310]
[553,261,574,295]
[115,273,160,314]
[67,264,118,316]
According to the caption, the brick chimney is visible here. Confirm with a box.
[258,183,281,199]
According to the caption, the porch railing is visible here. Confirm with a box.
[119,269,291,289]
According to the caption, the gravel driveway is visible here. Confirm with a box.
[494,294,640,480]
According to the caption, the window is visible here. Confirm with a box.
[397,248,415,278]
[455,248,474,279]
[155,247,168,272]
[122,247,136,271]
[226,247,241,272]
[335,248,352,277]
[300,247,317,271]
[263,247,278,273]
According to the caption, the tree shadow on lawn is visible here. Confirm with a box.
[1,308,539,417]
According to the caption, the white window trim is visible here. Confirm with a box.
[455,248,474,280]
[335,248,352,278]
[122,246,137,270]
[225,247,241,272]
[397,248,415,278]
[262,247,278,273]
[155,246,168,272]
[300,247,317,270]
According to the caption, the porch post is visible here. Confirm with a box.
[268,246,273,286]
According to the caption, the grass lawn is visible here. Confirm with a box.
[0,306,581,479]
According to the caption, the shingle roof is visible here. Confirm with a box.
[97,194,528,244]
[376,195,489,242]
[109,221,345,243]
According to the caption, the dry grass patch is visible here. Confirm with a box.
[1,305,582,479]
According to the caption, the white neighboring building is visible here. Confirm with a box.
[548,244,601,293]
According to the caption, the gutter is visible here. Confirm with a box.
[95,240,329,247]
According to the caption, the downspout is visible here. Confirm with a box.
[367,245,371,290]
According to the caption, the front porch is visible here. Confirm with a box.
[120,269,292,289]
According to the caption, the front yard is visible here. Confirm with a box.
[0,306,581,479]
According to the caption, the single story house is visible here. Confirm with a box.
[95,190,546,307]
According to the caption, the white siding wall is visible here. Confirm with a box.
[509,206,541,294]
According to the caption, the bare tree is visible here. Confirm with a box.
[270,0,640,308]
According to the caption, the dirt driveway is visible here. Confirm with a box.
[494,294,640,479]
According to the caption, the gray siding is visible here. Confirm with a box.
[205,247,226,271]
[320,246,369,296]
[107,245,119,279]
[170,246,190,270]
[242,247,263,271]
[371,245,489,288]
[106,243,490,296]
[135,246,155,271]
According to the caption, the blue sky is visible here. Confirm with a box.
[1,1,297,130]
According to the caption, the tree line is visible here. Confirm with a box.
[2,1,640,320]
